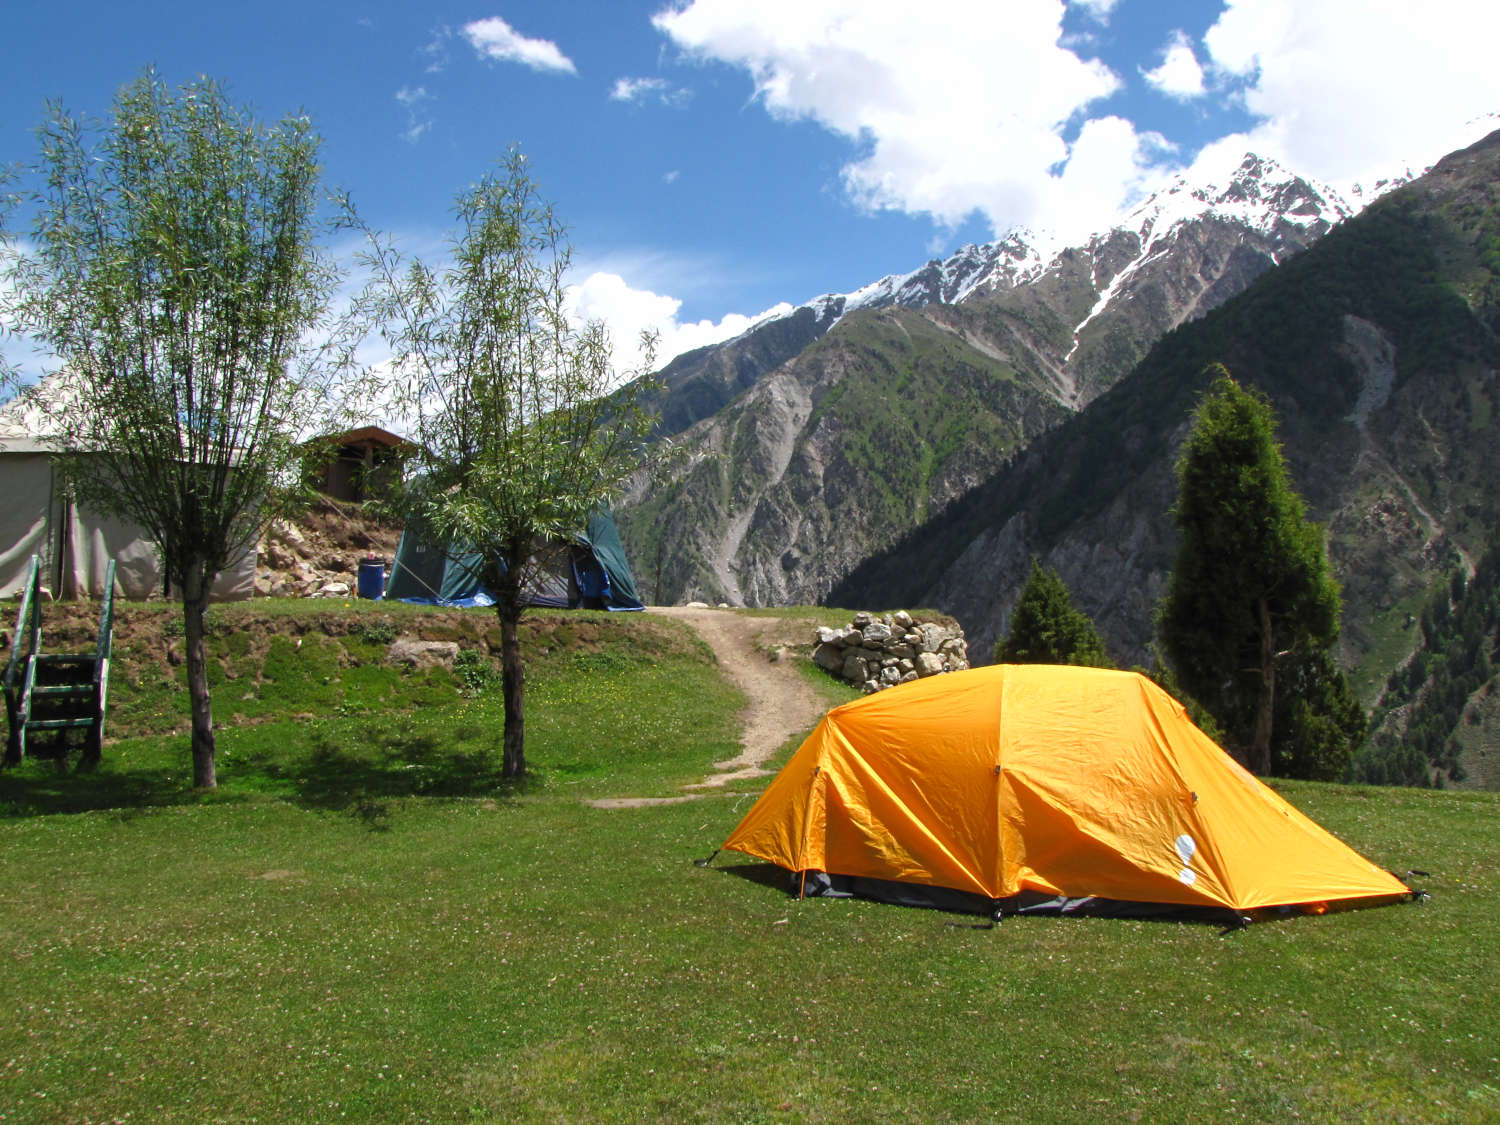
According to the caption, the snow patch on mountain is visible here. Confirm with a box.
[754,152,1403,355]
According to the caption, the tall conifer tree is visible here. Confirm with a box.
[1158,366,1358,776]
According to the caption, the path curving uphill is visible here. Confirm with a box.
[588,606,828,809]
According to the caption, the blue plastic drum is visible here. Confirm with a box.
[356,557,386,600]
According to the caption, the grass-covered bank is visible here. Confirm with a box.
[1,604,1497,1122]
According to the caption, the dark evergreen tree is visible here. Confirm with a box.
[1273,650,1366,780]
[995,558,1112,667]
[1158,367,1358,775]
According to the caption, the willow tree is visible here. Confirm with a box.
[1157,367,1354,776]
[356,151,658,779]
[1,72,350,788]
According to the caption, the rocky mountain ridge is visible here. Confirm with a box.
[619,153,1373,606]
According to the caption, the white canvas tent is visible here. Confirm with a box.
[0,378,255,601]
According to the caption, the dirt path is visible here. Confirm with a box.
[588,605,828,809]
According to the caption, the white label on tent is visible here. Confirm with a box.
[1175,834,1197,884]
[1175,834,1197,865]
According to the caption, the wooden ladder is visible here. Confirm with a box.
[3,555,115,767]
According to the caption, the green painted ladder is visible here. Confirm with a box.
[3,555,115,767]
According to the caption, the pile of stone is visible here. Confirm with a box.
[255,508,400,599]
[812,610,969,693]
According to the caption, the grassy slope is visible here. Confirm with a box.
[1,603,1496,1123]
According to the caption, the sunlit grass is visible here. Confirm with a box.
[0,604,1496,1123]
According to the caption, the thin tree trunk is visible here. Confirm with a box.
[653,535,666,606]
[498,596,526,780]
[1250,596,1275,775]
[182,564,217,790]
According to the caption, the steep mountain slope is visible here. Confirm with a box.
[832,130,1500,695]
[619,155,1358,605]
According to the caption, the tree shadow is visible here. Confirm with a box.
[0,722,524,823]
[282,729,522,828]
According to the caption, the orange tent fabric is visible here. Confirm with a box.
[723,665,1409,913]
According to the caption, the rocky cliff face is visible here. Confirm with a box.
[618,154,1361,607]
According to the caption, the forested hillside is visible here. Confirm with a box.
[1359,543,1500,789]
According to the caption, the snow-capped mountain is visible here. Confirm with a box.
[622,151,1389,609]
[788,152,1370,334]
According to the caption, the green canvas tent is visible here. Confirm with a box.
[383,510,643,610]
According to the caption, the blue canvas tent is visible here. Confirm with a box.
[384,510,644,610]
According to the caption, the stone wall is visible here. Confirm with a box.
[812,610,969,694]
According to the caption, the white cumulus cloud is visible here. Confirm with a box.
[1142,30,1205,100]
[653,0,1161,244]
[1199,0,1500,188]
[653,0,1500,248]
[566,270,792,378]
[463,16,577,75]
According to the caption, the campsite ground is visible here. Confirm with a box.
[1,599,1497,1123]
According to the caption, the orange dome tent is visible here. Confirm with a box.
[721,665,1410,918]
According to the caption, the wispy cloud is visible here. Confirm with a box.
[610,76,692,107]
[420,26,451,74]
[1068,0,1120,23]
[395,85,434,143]
[463,16,576,75]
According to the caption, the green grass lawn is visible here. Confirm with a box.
[1,604,1497,1123]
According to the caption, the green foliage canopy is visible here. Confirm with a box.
[355,150,659,778]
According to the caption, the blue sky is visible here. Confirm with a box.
[4,0,1499,376]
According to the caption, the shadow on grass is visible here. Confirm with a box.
[0,723,525,823]
[709,859,1314,932]
[0,758,199,818]
[281,730,522,828]
[716,861,796,894]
